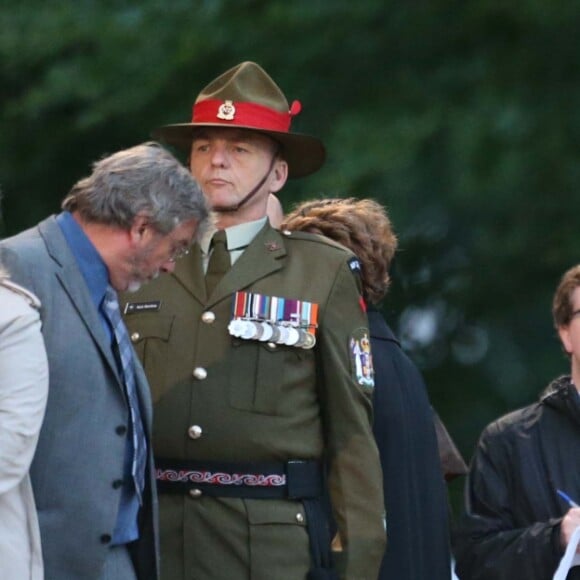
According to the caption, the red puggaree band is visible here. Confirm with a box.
[192,99,302,132]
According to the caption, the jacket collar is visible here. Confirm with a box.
[541,375,580,423]
[38,217,128,392]
[367,306,400,345]
[171,221,287,306]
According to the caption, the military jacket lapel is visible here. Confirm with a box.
[172,243,207,303]
[172,224,287,307]
[210,224,287,305]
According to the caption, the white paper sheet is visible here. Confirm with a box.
[554,525,580,580]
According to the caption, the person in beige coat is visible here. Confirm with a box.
[0,268,48,580]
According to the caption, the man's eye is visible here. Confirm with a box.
[193,143,209,153]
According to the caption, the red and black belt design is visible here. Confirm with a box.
[154,457,321,499]
[155,456,338,578]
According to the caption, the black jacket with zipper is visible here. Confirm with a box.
[454,375,580,579]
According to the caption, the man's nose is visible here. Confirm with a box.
[210,143,229,167]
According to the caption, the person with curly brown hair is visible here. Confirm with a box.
[282,197,453,580]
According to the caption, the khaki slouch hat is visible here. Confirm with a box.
[153,61,326,179]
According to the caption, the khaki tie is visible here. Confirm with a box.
[206,230,230,294]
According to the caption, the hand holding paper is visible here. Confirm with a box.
[554,525,580,580]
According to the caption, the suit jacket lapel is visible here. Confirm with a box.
[38,217,122,385]
[134,361,153,434]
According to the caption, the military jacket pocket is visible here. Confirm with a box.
[245,499,309,579]
[125,313,175,399]
[228,338,315,416]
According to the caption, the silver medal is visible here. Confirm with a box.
[277,326,290,344]
[258,322,274,342]
[228,319,245,337]
[297,330,316,349]
[240,320,256,339]
[269,325,282,343]
[284,327,300,346]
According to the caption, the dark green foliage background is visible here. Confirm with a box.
[2,1,579,514]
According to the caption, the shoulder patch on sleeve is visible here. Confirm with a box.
[350,328,375,388]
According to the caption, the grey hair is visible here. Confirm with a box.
[62,142,210,236]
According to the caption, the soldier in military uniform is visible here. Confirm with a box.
[122,61,386,580]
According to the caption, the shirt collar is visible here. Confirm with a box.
[201,217,268,255]
[56,211,109,308]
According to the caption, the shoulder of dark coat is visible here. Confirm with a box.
[368,309,399,343]
[481,402,543,442]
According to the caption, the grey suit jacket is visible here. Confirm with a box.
[0,216,159,580]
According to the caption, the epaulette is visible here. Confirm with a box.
[279,229,351,253]
[0,278,41,310]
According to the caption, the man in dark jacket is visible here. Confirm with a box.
[454,264,580,580]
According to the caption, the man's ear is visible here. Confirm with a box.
[270,160,289,194]
[558,325,572,355]
[129,214,150,244]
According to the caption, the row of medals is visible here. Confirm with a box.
[228,318,316,349]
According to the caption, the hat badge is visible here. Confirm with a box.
[217,100,236,121]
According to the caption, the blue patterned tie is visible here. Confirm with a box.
[102,285,147,504]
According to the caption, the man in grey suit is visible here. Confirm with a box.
[0,142,210,579]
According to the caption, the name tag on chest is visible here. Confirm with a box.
[124,301,161,314]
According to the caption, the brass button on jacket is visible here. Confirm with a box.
[201,311,216,324]
[188,425,203,439]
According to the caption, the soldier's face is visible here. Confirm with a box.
[189,128,287,223]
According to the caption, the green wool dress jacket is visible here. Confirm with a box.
[121,222,386,580]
